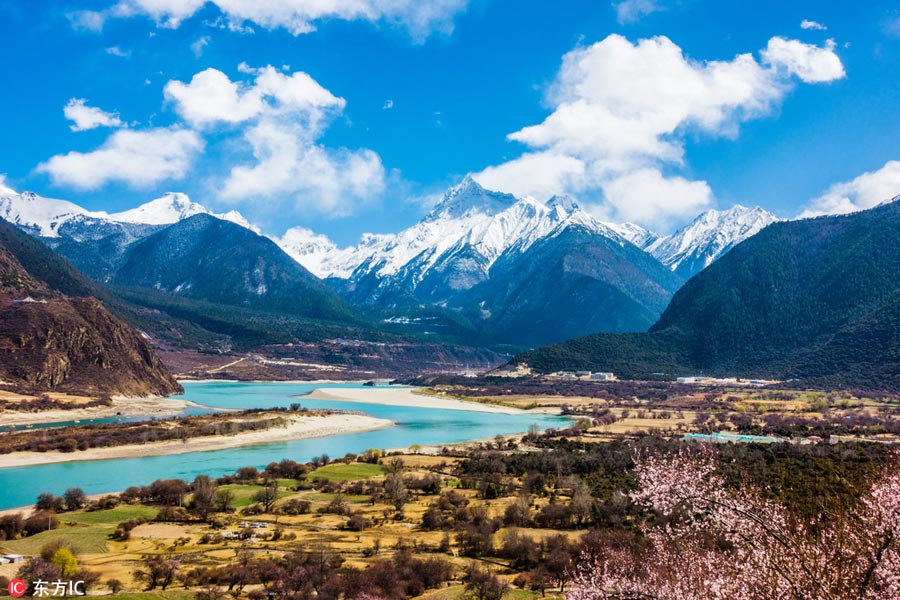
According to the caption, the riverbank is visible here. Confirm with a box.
[0,395,205,427]
[0,413,393,468]
[302,386,541,414]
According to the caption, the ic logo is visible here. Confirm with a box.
[8,578,27,598]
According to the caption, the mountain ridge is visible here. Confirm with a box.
[0,217,183,396]
[515,200,900,390]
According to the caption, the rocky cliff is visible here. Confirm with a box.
[0,218,182,396]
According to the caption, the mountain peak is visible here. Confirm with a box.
[647,203,780,278]
[0,190,100,237]
[109,192,209,225]
[546,194,580,213]
[428,176,519,219]
[108,193,256,231]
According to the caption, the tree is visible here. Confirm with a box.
[35,493,63,512]
[214,488,235,513]
[148,479,188,506]
[0,513,24,541]
[191,475,217,518]
[24,511,58,535]
[50,548,78,577]
[133,556,180,591]
[107,579,123,594]
[63,488,87,512]
[463,564,508,600]
[252,479,279,513]
[384,473,409,511]
[567,447,900,600]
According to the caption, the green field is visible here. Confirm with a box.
[218,483,293,508]
[309,462,385,481]
[0,524,113,555]
[64,505,158,525]
[304,492,370,504]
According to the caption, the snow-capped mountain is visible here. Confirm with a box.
[110,192,257,231]
[274,176,682,346]
[603,221,660,249]
[276,227,392,280]
[0,189,254,236]
[284,176,627,295]
[0,191,109,237]
[646,205,780,279]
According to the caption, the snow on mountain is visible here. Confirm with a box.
[647,205,780,278]
[0,189,256,237]
[109,193,208,225]
[0,190,109,237]
[275,226,385,279]
[604,221,660,249]
[0,176,16,196]
[109,192,256,231]
[282,176,626,295]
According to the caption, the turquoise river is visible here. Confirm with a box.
[0,381,571,510]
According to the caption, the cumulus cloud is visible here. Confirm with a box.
[799,161,900,218]
[475,152,587,201]
[164,68,266,126]
[81,0,469,41]
[599,168,713,227]
[164,66,344,130]
[105,46,130,57]
[612,0,665,24]
[476,34,845,230]
[761,37,845,83]
[221,119,385,215]
[801,19,827,31]
[165,65,384,213]
[64,98,124,131]
[36,128,204,189]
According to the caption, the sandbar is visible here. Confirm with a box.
[303,386,525,414]
[0,413,393,468]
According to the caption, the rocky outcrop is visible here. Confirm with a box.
[0,218,182,396]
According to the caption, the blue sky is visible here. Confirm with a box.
[1,0,899,244]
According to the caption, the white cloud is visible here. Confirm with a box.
[599,168,713,229]
[799,161,900,218]
[164,68,265,126]
[476,34,845,229]
[0,175,16,196]
[612,0,664,24]
[95,0,468,41]
[164,66,344,130]
[165,65,384,213]
[64,98,124,131]
[801,19,827,31]
[221,119,385,215]
[105,46,130,57]
[761,37,845,83]
[36,127,204,189]
[190,36,210,58]
[67,10,106,32]
[112,0,207,28]
[383,99,394,110]
[475,152,586,201]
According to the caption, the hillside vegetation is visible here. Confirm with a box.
[518,201,900,390]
